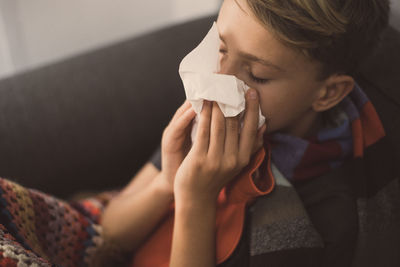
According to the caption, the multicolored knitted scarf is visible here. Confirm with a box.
[267,82,386,182]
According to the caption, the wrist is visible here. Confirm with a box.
[174,181,221,205]
[152,173,175,201]
[175,191,218,212]
[175,198,217,230]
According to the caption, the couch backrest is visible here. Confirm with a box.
[355,25,400,167]
[0,16,216,198]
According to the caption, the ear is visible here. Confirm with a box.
[312,74,354,112]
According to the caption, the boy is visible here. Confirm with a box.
[99,0,395,267]
[0,0,395,267]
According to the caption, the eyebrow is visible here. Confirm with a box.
[219,35,286,72]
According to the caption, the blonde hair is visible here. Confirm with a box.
[246,0,390,80]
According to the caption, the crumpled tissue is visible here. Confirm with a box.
[178,21,265,143]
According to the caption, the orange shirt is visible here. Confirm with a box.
[130,146,275,267]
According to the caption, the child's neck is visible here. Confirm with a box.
[303,111,324,139]
[282,110,324,139]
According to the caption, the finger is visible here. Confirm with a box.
[239,89,260,159]
[251,123,266,154]
[171,100,192,123]
[224,115,240,156]
[172,106,196,134]
[208,102,225,159]
[192,100,212,154]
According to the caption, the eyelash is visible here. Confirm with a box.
[249,72,269,84]
[219,49,269,84]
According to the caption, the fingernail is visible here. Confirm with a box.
[248,89,257,99]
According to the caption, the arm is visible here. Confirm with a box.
[101,164,173,251]
[171,194,218,267]
[99,100,196,255]
[170,89,264,267]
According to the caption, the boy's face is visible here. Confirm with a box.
[216,0,326,137]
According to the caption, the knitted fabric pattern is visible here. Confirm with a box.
[267,82,384,182]
[0,178,117,267]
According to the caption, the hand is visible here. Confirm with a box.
[159,100,196,193]
[173,89,266,204]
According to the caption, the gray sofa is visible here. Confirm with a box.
[0,14,399,200]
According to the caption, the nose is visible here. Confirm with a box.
[217,57,238,76]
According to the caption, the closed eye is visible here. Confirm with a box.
[249,72,269,84]
[219,48,270,84]
[219,48,227,54]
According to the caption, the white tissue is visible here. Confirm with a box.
[178,21,265,143]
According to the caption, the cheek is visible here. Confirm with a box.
[258,88,314,132]
[258,91,287,131]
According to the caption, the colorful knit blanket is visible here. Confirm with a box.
[0,178,117,266]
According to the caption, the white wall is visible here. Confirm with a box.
[172,0,220,22]
[390,0,400,30]
[0,0,397,80]
[0,0,220,79]
[0,10,13,78]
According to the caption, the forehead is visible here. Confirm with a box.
[217,0,278,52]
[216,0,314,73]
